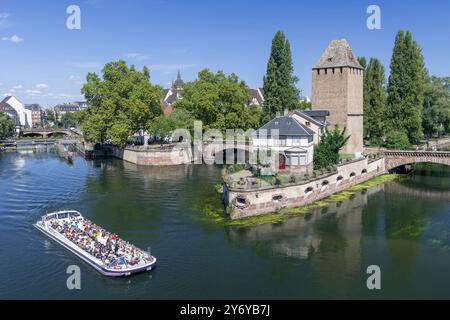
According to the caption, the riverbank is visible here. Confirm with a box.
[223,156,386,219]
[205,173,401,228]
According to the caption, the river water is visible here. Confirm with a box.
[0,150,450,299]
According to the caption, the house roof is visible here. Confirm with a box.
[0,96,11,105]
[248,88,265,105]
[292,110,329,127]
[313,39,363,70]
[253,116,314,137]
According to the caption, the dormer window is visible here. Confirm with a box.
[306,121,311,127]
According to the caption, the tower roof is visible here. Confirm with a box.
[313,39,363,70]
[172,69,185,88]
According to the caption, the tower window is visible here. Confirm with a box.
[340,67,343,74]
[317,69,320,75]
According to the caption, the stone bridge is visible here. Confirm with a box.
[383,150,450,171]
[21,128,82,138]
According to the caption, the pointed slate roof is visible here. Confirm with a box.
[313,39,363,70]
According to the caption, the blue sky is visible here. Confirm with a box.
[1,0,449,108]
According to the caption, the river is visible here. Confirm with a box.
[0,150,449,299]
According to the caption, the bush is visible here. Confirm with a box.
[228,164,245,174]
[385,131,411,150]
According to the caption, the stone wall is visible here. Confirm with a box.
[224,157,385,220]
[312,67,364,155]
[113,145,193,166]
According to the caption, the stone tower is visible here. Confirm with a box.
[312,39,364,155]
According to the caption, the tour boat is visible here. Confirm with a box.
[34,210,157,277]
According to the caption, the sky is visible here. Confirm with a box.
[1,0,449,108]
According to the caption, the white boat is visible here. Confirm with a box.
[34,210,157,277]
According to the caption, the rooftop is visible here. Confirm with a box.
[253,116,314,137]
[313,39,363,70]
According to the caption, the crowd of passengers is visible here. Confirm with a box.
[50,217,148,267]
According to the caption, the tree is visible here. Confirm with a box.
[386,30,427,144]
[45,109,57,127]
[423,76,450,137]
[385,130,411,150]
[313,126,350,170]
[0,112,15,139]
[81,60,163,146]
[60,111,85,129]
[364,58,387,145]
[174,69,261,132]
[262,31,300,121]
[147,109,195,145]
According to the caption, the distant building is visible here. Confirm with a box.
[163,70,185,115]
[25,104,44,128]
[162,71,266,114]
[0,96,32,129]
[290,109,329,145]
[54,101,88,121]
[312,39,364,155]
[252,114,315,174]
[248,88,265,107]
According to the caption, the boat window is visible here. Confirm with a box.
[273,195,283,201]
[57,213,67,219]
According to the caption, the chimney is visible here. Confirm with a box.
[284,108,289,116]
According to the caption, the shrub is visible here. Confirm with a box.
[385,130,411,150]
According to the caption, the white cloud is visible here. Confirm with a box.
[2,34,24,44]
[0,12,11,28]
[68,75,84,85]
[12,85,23,90]
[124,53,150,61]
[36,83,49,89]
[26,90,41,95]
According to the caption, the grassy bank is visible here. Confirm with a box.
[203,173,402,228]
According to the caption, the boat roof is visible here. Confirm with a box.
[43,210,81,218]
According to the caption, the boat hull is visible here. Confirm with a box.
[34,222,156,277]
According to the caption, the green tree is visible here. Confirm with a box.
[364,58,387,145]
[385,130,411,150]
[313,126,350,170]
[60,111,85,129]
[81,60,163,146]
[0,112,15,139]
[262,31,300,120]
[45,109,57,127]
[174,69,260,131]
[147,109,195,145]
[386,30,427,144]
[423,76,450,137]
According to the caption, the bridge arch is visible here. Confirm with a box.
[384,151,450,171]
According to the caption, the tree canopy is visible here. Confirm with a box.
[81,60,163,146]
[313,126,350,170]
[147,109,195,144]
[386,30,427,144]
[262,31,300,121]
[423,76,450,137]
[0,112,15,139]
[174,69,261,132]
[363,58,387,145]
